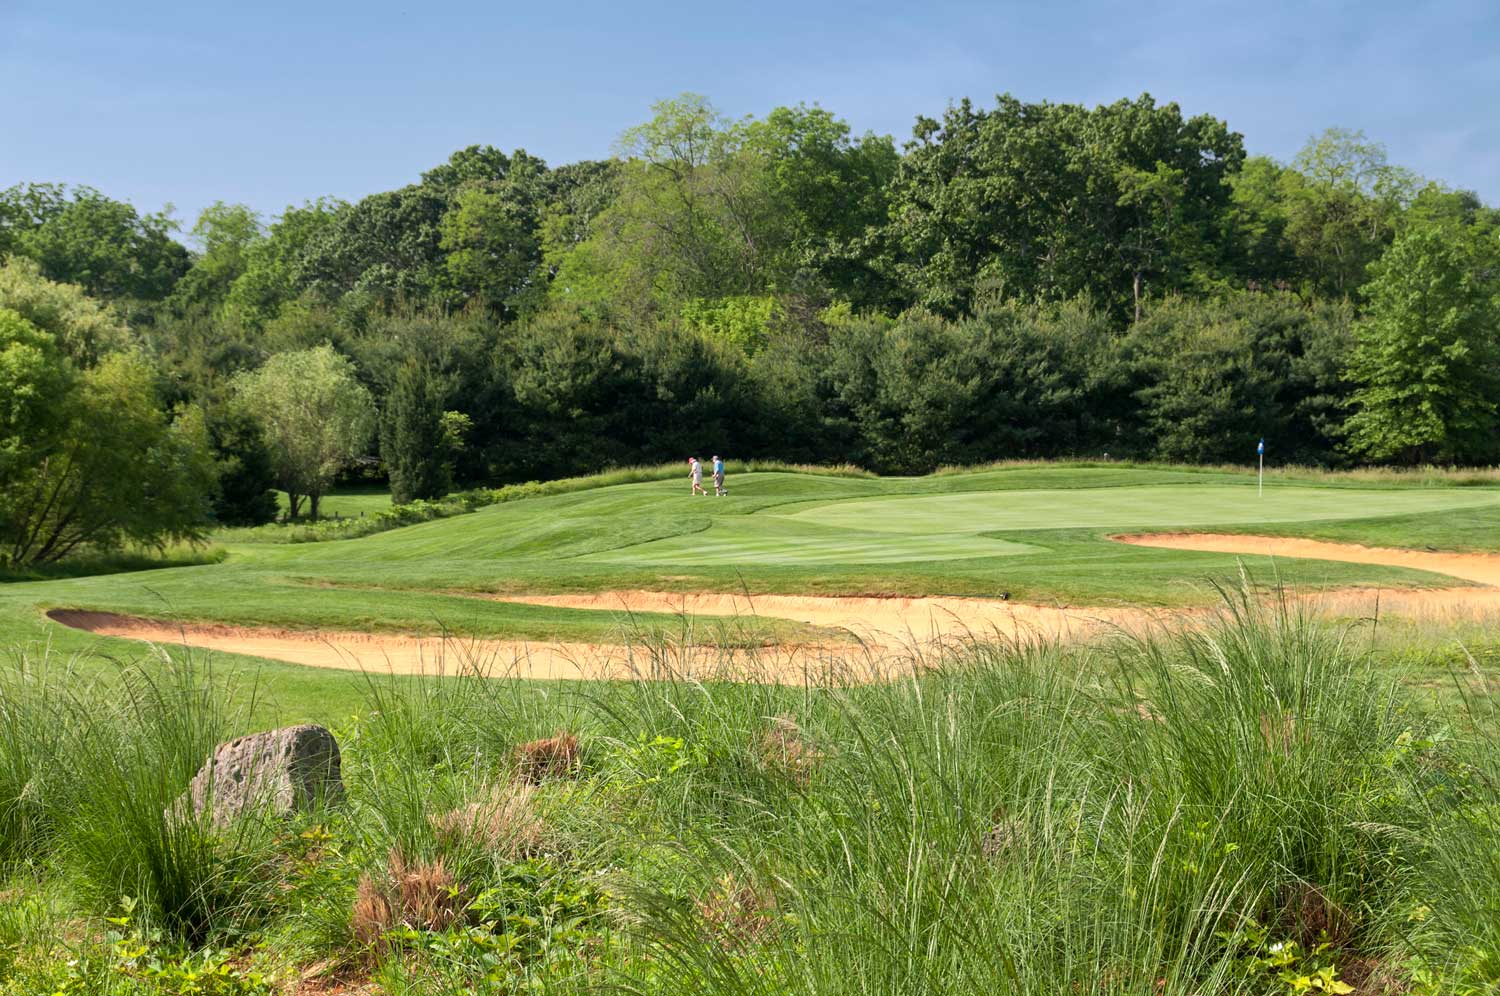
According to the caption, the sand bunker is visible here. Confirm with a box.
[501,590,1155,643]
[1116,533,1500,586]
[1115,533,1500,622]
[48,534,1500,679]
[46,610,893,684]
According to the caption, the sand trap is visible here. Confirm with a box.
[1113,533,1500,623]
[46,610,895,684]
[501,590,1156,643]
[1116,533,1500,587]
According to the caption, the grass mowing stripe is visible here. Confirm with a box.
[787,484,1500,534]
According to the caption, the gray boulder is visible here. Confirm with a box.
[175,724,344,828]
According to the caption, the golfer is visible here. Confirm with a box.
[712,455,726,496]
[689,457,707,496]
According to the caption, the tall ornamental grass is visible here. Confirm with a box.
[2,577,1497,992]
[593,583,1458,994]
[0,646,277,944]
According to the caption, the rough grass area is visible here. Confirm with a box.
[1,589,1497,994]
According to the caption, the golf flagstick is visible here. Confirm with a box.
[1257,438,1264,497]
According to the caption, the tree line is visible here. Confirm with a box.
[2,92,1498,566]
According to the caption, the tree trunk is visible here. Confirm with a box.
[1133,272,1143,324]
[309,493,321,522]
[287,493,302,519]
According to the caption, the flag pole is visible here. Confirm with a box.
[1257,438,1265,497]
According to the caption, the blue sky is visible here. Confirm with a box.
[3,0,1497,237]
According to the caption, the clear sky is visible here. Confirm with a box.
[4,0,1497,234]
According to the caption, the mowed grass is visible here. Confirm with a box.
[273,485,392,519]
[4,462,1500,712]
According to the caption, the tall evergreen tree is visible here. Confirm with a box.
[384,360,450,504]
[207,406,280,526]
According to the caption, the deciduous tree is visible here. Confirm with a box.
[0,354,216,566]
[1345,225,1500,463]
[233,346,376,519]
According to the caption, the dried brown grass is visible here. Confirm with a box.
[1277,881,1355,950]
[755,715,821,786]
[431,781,546,859]
[512,732,580,783]
[697,873,779,950]
[351,850,462,947]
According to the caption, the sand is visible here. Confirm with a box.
[499,590,1157,642]
[44,610,894,684]
[1114,532,1500,586]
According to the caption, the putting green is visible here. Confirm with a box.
[783,485,1500,536]
[581,484,1500,566]
[584,516,1043,565]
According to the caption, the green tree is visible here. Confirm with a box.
[165,202,265,319]
[678,295,778,354]
[879,93,1244,318]
[294,186,447,306]
[233,346,376,519]
[0,183,68,258]
[205,405,280,526]
[426,146,555,317]
[383,360,451,504]
[0,308,72,492]
[552,95,789,318]
[438,184,543,317]
[741,104,901,308]
[1285,128,1415,299]
[0,354,216,567]
[0,258,132,364]
[1230,130,1417,300]
[1345,225,1500,463]
[1123,293,1353,464]
[5,185,189,301]
[824,301,1119,472]
[223,199,347,330]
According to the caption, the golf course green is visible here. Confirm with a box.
[4,464,1500,673]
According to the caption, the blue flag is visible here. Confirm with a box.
[1257,438,1265,456]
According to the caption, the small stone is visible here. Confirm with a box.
[173,724,344,828]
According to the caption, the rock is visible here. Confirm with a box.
[174,724,344,828]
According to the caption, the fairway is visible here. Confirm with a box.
[584,516,1046,564]
[9,464,1500,693]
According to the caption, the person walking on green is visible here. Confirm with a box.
[711,455,727,496]
[689,457,707,496]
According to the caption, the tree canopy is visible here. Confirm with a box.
[3,87,1499,565]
